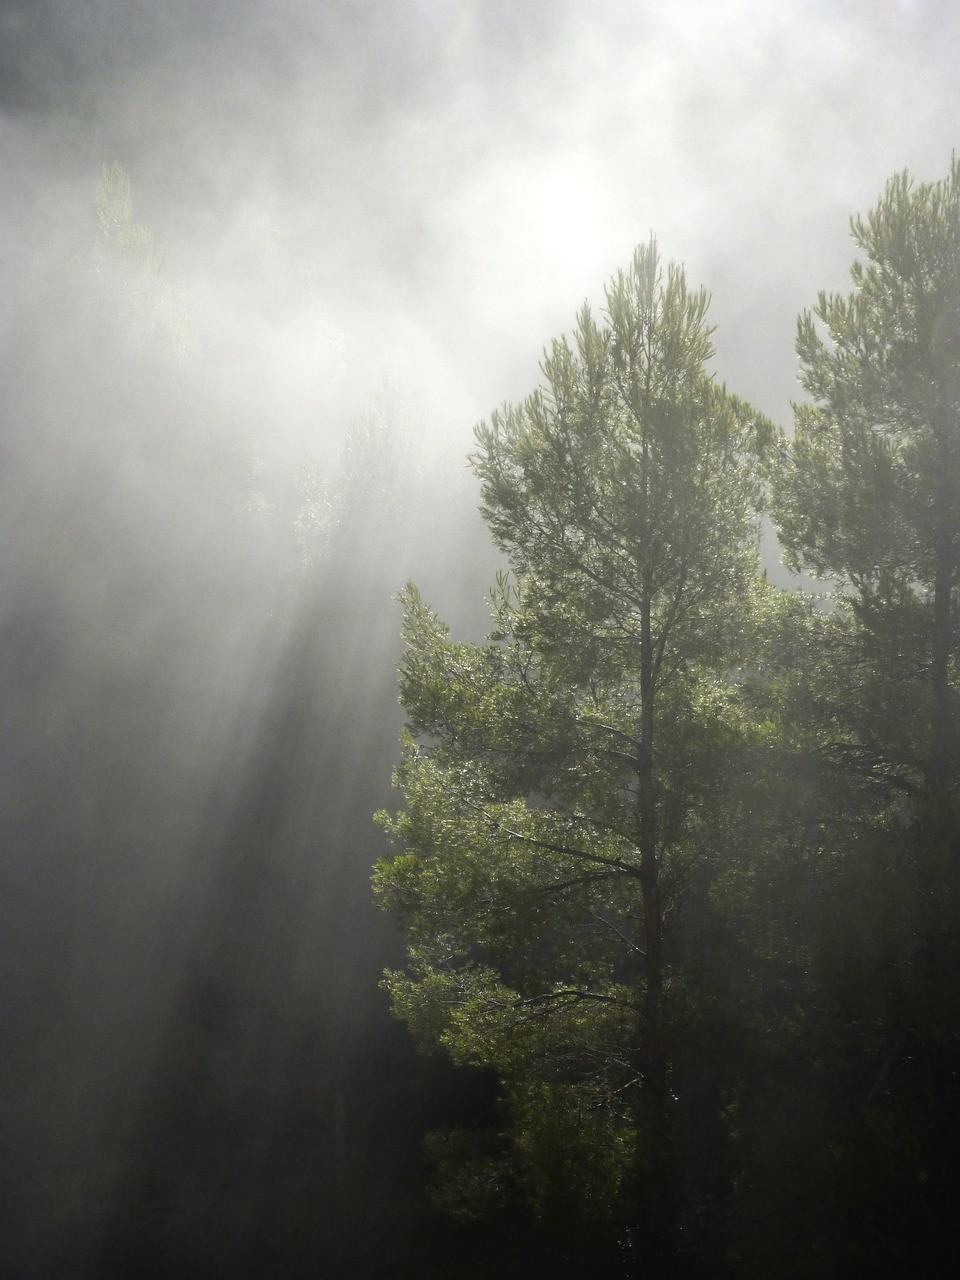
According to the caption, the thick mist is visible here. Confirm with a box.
[1,2,958,1276]
[5,1,958,451]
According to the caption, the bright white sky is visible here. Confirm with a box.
[3,0,959,465]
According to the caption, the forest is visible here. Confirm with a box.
[374,163,960,1277]
[1,121,958,1280]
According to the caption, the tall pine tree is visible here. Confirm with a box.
[375,239,776,1267]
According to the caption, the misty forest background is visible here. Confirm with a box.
[1,3,959,1278]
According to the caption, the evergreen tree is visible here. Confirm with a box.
[774,156,960,791]
[375,240,777,1268]
[748,158,960,1275]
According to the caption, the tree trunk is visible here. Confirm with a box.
[928,416,956,791]
[929,539,953,790]
[637,587,670,1262]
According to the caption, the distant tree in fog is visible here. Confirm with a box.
[94,160,192,355]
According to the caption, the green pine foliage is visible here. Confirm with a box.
[375,240,779,1262]
[729,159,960,1275]
[375,167,960,1277]
[774,156,960,790]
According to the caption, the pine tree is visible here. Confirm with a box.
[375,239,776,1265]
[774,156,960,792]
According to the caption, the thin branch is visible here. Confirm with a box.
[585,906,645,956]
[456,790,645,880]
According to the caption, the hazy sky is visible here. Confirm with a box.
[3,0,959,464]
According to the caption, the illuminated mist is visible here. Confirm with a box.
[0,1,957,1276]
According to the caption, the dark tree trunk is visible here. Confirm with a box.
[637,586,671,1263]
[928,412,957,791]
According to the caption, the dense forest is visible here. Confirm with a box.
[1,146,958,1279]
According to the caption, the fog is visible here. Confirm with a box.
[6,1,958,445]
[1,2,958,1276]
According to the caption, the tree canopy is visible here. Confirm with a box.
[774,157,960,790]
